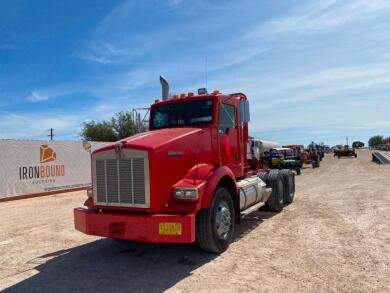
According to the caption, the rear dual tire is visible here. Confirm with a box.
[280,169,295,204]
[266,170,285,212]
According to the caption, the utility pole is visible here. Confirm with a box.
[47,128,55,141]
[346,136,348,146]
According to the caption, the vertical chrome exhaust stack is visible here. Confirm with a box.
[160,75,169,101]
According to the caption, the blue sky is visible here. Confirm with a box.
[0,0,389,146]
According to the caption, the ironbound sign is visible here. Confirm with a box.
[0,140,109,199]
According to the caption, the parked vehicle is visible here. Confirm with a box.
[308,142,325,161]
[283,144,319,168]
[306,147,321,167]
[267,147,301,175]
[74,78,296,253]
[334,145,357,158]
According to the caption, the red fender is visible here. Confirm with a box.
[199,165,236,209]
[187,164,236,210]
[172,163,236,211]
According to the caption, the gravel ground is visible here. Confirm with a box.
[0,150,389,292]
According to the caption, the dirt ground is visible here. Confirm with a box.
[0,149,389,292]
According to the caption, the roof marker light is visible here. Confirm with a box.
[198,88,208,95]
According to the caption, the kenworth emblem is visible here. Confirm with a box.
[114,142,122,159]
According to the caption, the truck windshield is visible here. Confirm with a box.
[150,99,213,129]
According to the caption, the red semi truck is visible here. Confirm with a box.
[74,77,295,253]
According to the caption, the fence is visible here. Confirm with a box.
[0,139,110,201]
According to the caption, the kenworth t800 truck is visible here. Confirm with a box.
[74,78,295,253]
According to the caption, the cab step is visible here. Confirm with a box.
[240,201,266,218]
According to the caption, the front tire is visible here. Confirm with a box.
[196,187,235,254]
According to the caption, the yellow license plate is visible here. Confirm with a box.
[158,222,182,235]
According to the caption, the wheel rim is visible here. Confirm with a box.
[277,179,284,203]
[215,201,232,240]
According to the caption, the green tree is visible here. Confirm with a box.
[81,110,146,142]
[352,141,364,148]
[112,111,135,139]
[81,121,117,142]
[368,135,384,147]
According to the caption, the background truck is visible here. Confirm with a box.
[267,147,302,175]
[334,145,357,158]
[308,142,325,161]
[74,77,296,253]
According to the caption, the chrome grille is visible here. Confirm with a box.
[94,157,148,207]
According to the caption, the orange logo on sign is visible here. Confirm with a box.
[40,144,57,163]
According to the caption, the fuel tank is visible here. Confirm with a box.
[237,176,271,211]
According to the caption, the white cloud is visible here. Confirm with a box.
[26,91,50,102]
[264,0,390,34]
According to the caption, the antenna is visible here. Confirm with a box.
[205,56,208,89]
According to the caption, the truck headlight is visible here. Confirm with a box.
[173,188,198,200]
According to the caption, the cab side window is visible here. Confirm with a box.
[219,104,236,134]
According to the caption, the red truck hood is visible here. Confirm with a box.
[120,127,203,150]
[92,127,205,155]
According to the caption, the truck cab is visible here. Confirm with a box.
[74,83,295,253]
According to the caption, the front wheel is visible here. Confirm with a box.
[196,187,235,254]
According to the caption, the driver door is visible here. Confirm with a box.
[218,103,241,177]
